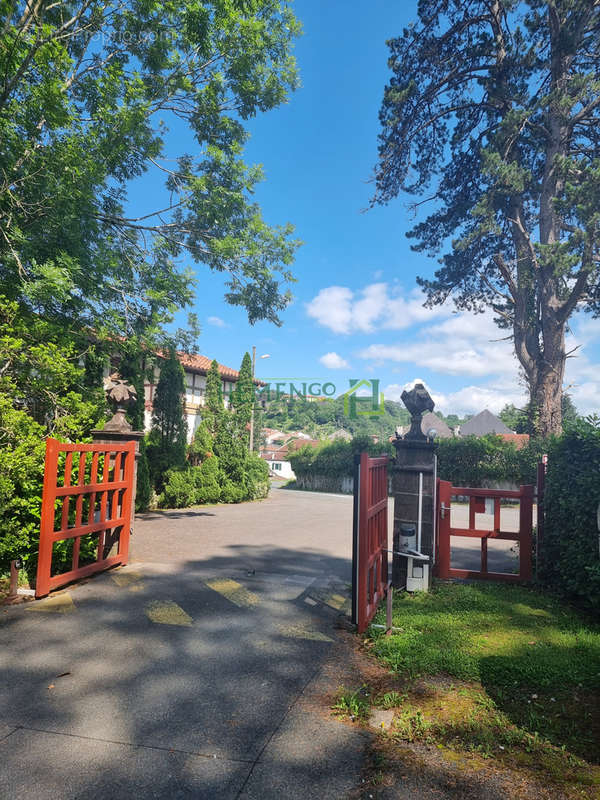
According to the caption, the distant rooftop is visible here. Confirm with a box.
[459,409,512,437]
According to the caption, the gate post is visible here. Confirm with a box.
[92,373,144,532]
[391,383,437,591]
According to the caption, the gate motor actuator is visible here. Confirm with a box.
[395,522,430,592]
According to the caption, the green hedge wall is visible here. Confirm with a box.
[288,435,393,478]
[540,418,600,607]
[289,433,542,487]
[436,435,544,487]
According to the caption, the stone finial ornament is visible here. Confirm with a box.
[400,382,435,441]
[103,372,137,432]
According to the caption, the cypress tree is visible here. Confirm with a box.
[147,348,187,488]
[232,352,254,444]
[119,347,152,511]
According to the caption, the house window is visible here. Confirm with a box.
[273,462,282,471]
[186,373,205,401]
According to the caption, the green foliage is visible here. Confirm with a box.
[262,394,410,440]
[119,348,151,511]
[289,436,393,479]
[202,359,224,439]
[500,396,580,435]
[135,439,152,513]
[147,349,187,488]
[232,352,254,438]
[244,452,270,500]
[159,354,270,508]
[0,0,301,339]
[540,418,600,606]
[0,297,106,574]
[332,687,371,721]
[372,3,600,435]
[188,421,214,466]
[436,435,545,487]
[371,581,600,763]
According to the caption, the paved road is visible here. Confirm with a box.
[0,488,366,800]
[0,487,527,799]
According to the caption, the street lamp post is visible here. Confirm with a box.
[249,347,269,452]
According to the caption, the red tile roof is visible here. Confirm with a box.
[499,433,530,450]
[176,352,240,380]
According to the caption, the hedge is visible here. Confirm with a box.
[288,436,393,479]
[289,433,542,488]
[436,435,544,487]
[540,417,600,607]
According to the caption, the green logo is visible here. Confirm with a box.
[342,379,385,418]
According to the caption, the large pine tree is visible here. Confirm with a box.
[372,1,600,436]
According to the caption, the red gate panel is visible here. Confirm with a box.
[36,438,136,598]
[434,481,533,583]
[352,452,389,633]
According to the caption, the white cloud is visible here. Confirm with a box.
[358,309,518,379]
[306,282,448,335]
[383,380,527,417]
[207,315,227,328]
[319,351,350,370]
[383,380,447,410]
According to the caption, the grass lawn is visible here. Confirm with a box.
[337,581,600,794]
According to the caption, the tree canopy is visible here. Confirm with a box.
[0,0,301,342]
[372,0,600,436]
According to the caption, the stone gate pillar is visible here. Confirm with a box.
[391,383,437,592]
[92,374,144,530]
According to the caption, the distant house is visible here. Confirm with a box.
[260,437,320,479]
[395,411,454,440]
[261,446,296,479]
[459,409,512,437]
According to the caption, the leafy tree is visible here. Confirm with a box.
[0,0,301,343]
[0,297,106,574]
[147,348,187,487]
[372,1,600,437]
[500,394,579,434]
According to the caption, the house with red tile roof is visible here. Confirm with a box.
[144,351,254,442]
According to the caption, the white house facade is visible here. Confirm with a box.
[144,353,242,443]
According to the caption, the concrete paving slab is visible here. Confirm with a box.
[0,727,250,800]
[240,704,367,799]
[0,490,369,797]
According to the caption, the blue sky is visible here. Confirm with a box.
[133,0,599,417]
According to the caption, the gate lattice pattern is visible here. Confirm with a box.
[36,438,135,598]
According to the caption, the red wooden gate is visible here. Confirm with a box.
[36,438,136,598]
[352,452,389,633]
[435,481,533,582]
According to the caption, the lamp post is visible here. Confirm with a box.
[249,347,270,452]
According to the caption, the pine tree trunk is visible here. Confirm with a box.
[529,316,565,438]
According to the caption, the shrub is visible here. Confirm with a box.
[159,467,198,509]
[194,456,221,504]
[244,452,270,500]
[135,439,152,512]
[289,436,393,479]
[436,435,543,487]
[220,479,245,504]
[540,417,600,606]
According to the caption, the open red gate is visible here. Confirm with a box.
[435,481,533,582]
[36,438,136,598]
[352,452,389,633]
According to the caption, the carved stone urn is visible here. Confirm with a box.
[102,373,138,432]
[399,382,435,441]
